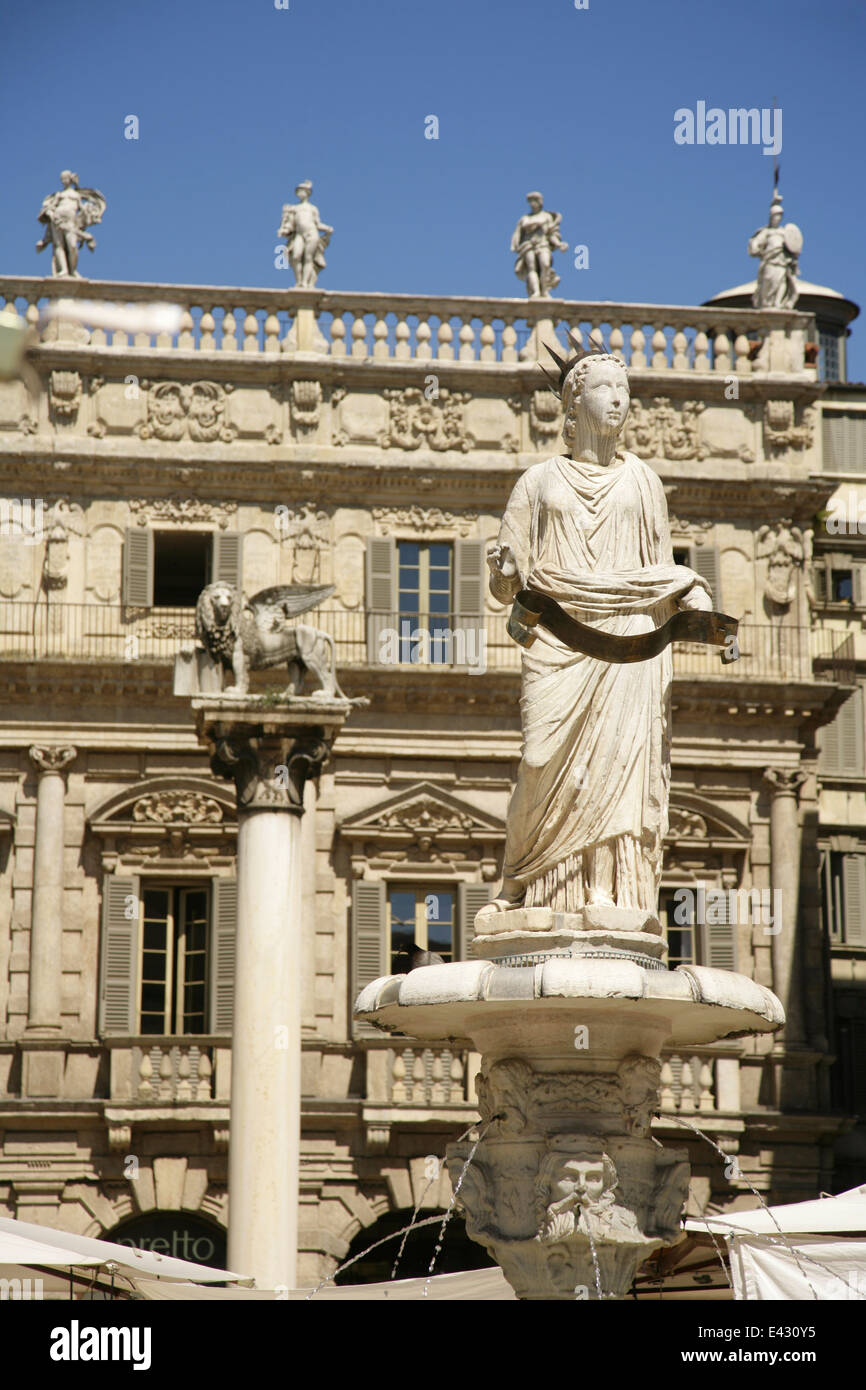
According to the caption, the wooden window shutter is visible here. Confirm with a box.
[453,539,486,672]
[813,560,828,604]
[212,532,242,588]
[838,685,865,775]
[823,413,866,474]
[458,881,492,960]
[122,529,153,607]
[691,544,722,609]
[364,537,396,663]
[699,887,737,972]
[209,877,237,1035]
[99,874,140,1035]
[352,880,387,1035]
[842,855,866,946]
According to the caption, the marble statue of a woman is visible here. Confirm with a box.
[482,352,713,922]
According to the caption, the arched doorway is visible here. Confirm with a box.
[103,1211,227,1270]
[335,1209,495,1284]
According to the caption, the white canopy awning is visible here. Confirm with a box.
[136,1267,516,1300]
[0,1215,251,1285]
[685,1185,866,1237]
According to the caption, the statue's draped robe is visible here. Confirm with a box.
[496,452,710,912]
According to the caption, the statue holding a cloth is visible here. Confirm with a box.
[481,347,735,926]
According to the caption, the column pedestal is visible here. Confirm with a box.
[194,696,350,1291]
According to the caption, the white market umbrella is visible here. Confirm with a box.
[0,1215,251,1286]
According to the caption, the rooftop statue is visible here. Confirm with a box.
[511,191,568,299]
[277,180,333,288]
[748,189,802,309]
[36,171,106,278]
[481,343,731,922]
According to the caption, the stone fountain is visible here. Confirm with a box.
[355,342,784,1300]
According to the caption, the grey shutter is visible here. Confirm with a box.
[819,704,841,773]
[823,413,866,474]
[122,528,153,607]
[99,874,140,1034]
[212,532,242,588]
[838,685,865,775]
[699,887,737,972]
[853,566,863,605]
[458,881,492,960]
[352,880,387,1035]
[691,544,722,609]
[842,855,866,946]
[813,561,828,604]
[365,537,397,664]
[209,877,237,1034]
[453,539,486,672]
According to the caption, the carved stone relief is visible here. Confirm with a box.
[135,381,237,443]
[763,400,814,455]
[623,397,707,461]
[128,496,238,529]
[379,387,472,452]
[48,370,83,422]
[371,505,478,537]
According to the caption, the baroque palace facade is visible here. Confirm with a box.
[0,274,863,1285]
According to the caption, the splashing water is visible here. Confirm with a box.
[390,1118,487,1282]
[579,1210,606,1300]
[421,1126,489,1298]
[305,1214,446,1299]
[670,1114,821,1301]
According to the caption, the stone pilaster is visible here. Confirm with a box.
[763,768,807,1047]
[25,745,76,1036]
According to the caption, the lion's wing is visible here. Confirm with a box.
[248,584,335,623]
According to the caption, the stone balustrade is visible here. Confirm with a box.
[0,277,815,375]
[389,1044,471,1106]
[658,1049,743,1115]
[105,1037,231,1103]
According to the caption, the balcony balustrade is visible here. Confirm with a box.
[0,276,812,375]
[0,600,852,684]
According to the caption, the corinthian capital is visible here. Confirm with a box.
[763,767,807,799]
[29,745,77,775]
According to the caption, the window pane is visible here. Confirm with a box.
[389,889,416,972]
[428,544,451,569]
[667,927,695,966]
[832,570,853,601]
[426,890,454,961]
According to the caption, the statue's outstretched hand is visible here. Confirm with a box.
[487,542,518,578]
[678,582,714,613]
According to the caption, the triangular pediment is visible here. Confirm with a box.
[339,781,505,841]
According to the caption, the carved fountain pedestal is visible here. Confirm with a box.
[355,907,784,1300]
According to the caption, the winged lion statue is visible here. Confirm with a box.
[195,581,352,700]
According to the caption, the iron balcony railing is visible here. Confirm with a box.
[0,602,854,685]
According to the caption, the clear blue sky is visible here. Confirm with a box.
[3,0,865,376]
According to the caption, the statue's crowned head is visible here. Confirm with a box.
[561,352,630,449]
[60,170,79,188]
[295,180,313,199]
[526,190,544,211]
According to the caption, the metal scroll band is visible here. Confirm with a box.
[507,589,740,665]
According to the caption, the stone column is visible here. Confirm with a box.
[763,768,807,1045]
[26,745,76,1035]
[195,699,348,1291]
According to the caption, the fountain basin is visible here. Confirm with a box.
[355,957,784,1052]
[355,958,784,1299]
